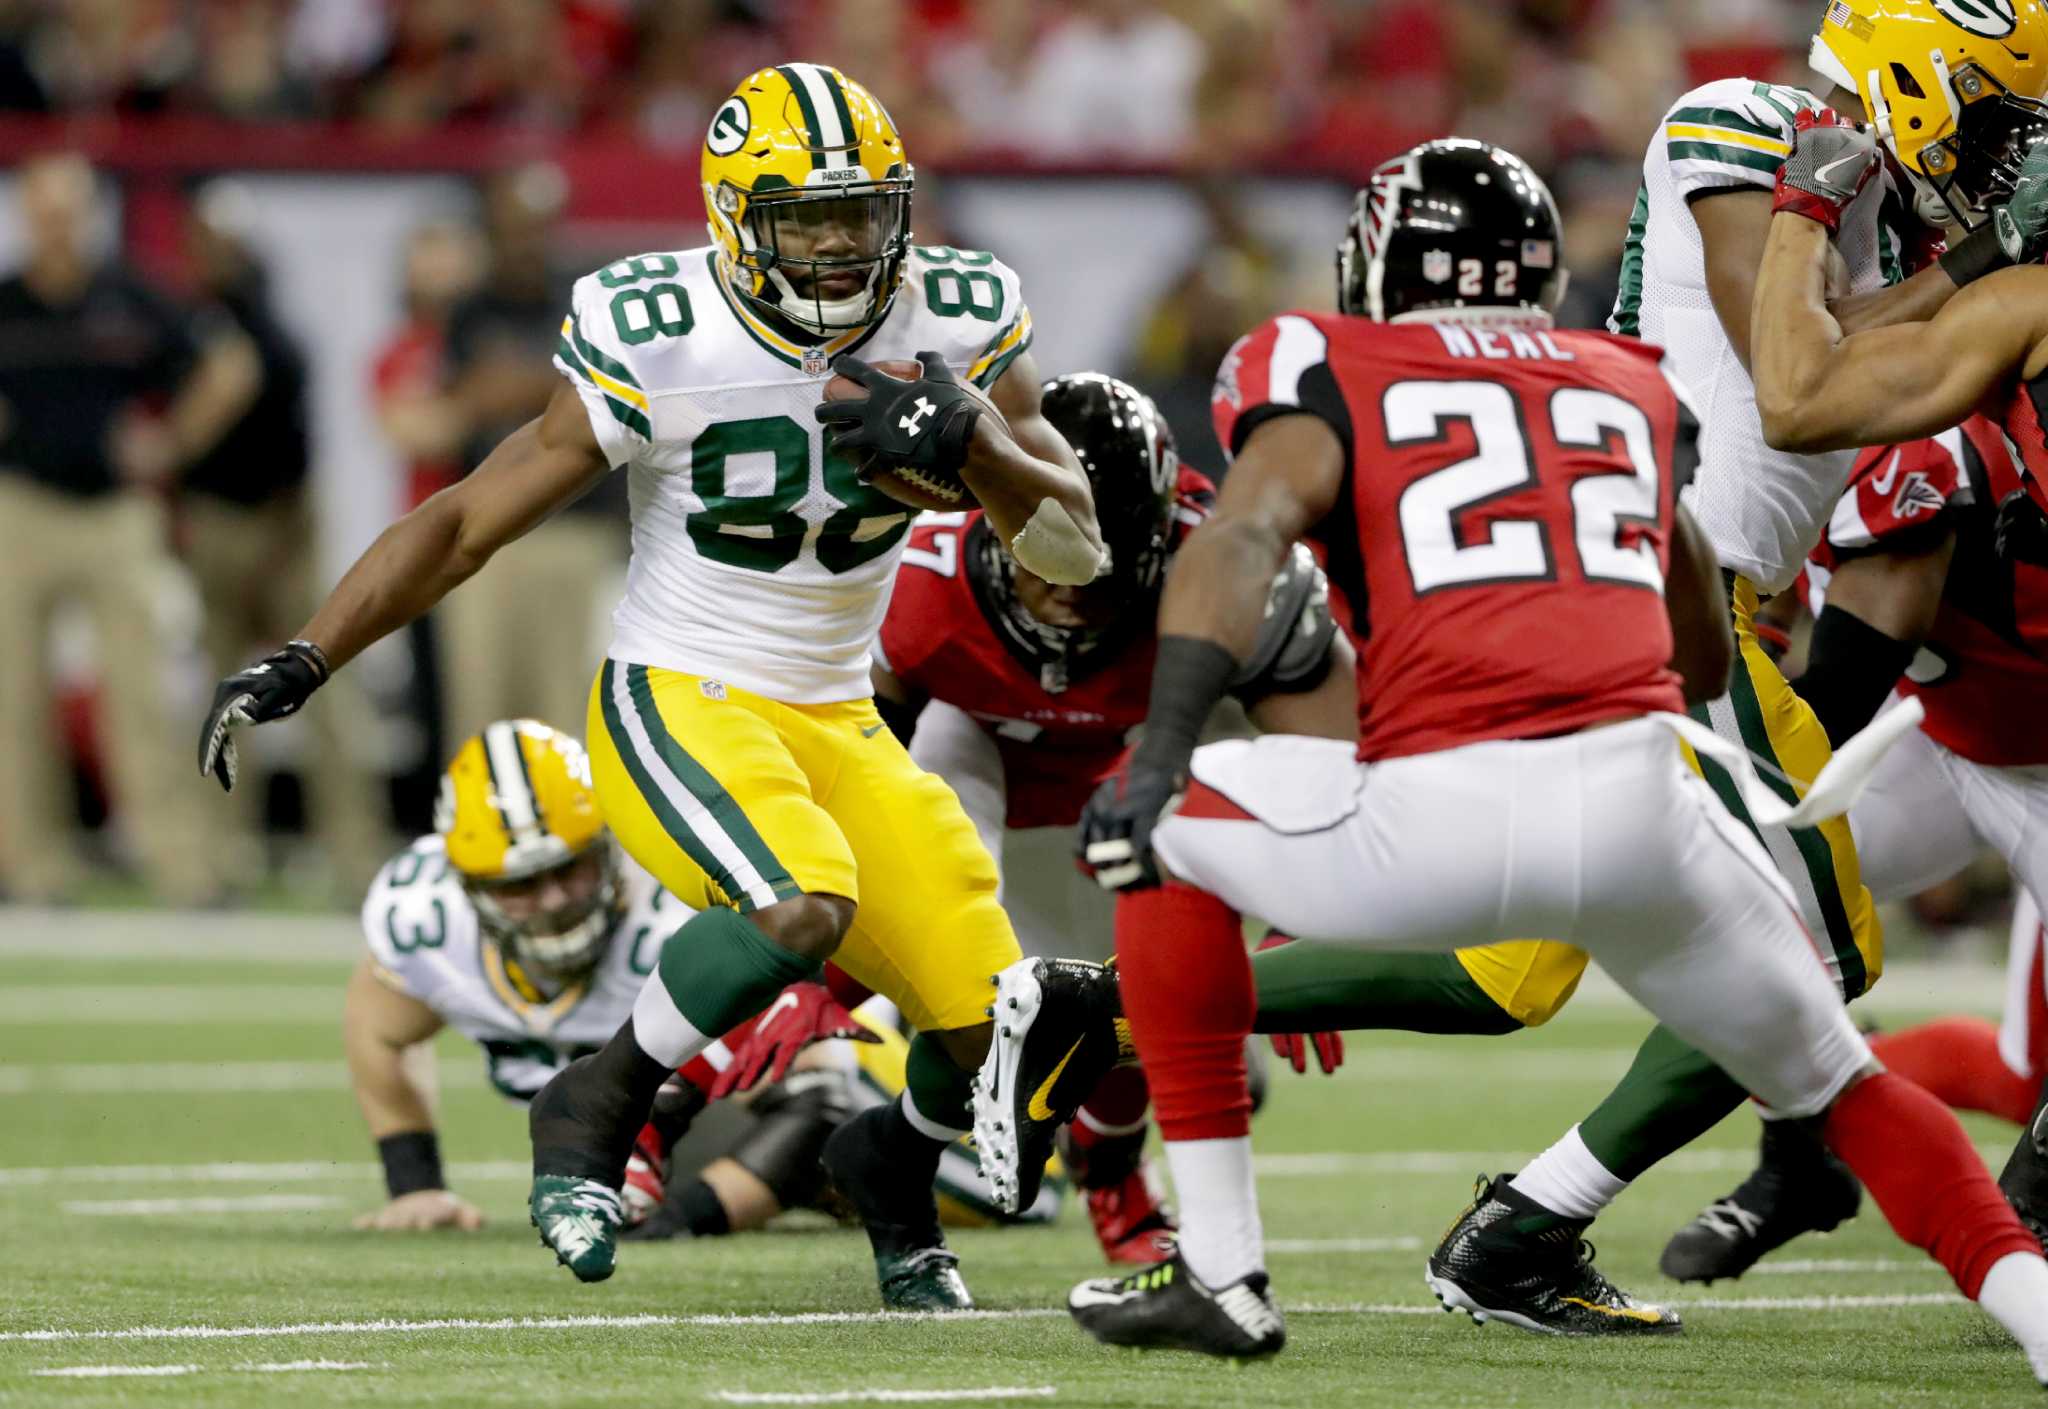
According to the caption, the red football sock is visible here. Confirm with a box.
[1824,1071,2040,1298]
[1869,1017,2035,1126]
[1075,1063,1151,1136]
[1114,880,1253,1144]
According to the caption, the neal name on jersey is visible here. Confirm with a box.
[552,244,1033,704]
[362,836,693,1099]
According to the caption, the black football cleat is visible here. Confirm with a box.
[1426,1173,1682,1336]
[1659,1120,1862,1283]
[822,1103,973,1311]
[972,957,1126,1214]
[1999,1084,2048,1255]
[1069,1253,1285,1358]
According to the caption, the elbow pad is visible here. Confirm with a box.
[1010,500,1110,586]
[1230,545,1339,703]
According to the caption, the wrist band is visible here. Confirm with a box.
[1939,222,2011,288]
[1133,636,1241,775]
[378,1130,445,1198]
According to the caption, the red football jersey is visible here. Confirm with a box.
[1806,417,2048,767]
[2002,377,2048,518]
[878,468,1215,829]
[1213,313,1689,760]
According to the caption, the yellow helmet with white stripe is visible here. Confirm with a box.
[1812,0,2048,225]
[702,63,914,338]
[435,720,622,983]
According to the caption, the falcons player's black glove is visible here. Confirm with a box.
[1996,487,2048,570]
[1077,758,1186,893]
[814,351,984,478]
[197,640,330,792]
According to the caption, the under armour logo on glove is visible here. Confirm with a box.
[1076,760,1186,893]
[814,351,984,477]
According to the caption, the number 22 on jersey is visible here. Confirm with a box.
[1386,378,1669,597]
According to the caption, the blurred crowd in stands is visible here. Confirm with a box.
[0,0,1814,174]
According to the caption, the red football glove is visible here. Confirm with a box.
[1254,933,1345,1075]
[1773,108,1878,234]
[707,981,879,1101]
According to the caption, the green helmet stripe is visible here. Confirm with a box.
[776,64,829,169]
[820,68,860,159]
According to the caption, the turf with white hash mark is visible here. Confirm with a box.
[0,918,2034,1407]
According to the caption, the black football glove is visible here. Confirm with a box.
[1996,487,2048,570]
[1076,757,1186,893]
[197,640,330,792]
[813,351,984,479]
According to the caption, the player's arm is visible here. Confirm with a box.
[342,958,482,1232]
[1079,414,1344,889]
[965,348,1105,585]
[1243,630,1356,740]
[1798,530,1952,746]
[1752,220,2048,452]
[198,382,610,790]
[1664,504,1736,706]
[869,661,928,745]
[1696,190,1963,378]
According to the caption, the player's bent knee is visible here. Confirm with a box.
[930,1021,994,1069]
[749,893,856,964]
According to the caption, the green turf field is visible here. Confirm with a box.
[0,911,2037,1407]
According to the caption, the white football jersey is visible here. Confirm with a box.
[1612,78,1911,594]
[553,245,1034,703]
[361,836,694,1099]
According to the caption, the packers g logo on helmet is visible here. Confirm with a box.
[1813,0,2048,225]
[437,720,622,984]
[702,64,914,342]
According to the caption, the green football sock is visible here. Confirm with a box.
[1576,1024,1748,1182]
[1249,942,1523,1037]
[642,907,821,1058]
[901,1030,975,1138]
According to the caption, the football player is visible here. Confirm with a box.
[1054,138,2048,1376]
[346,719,889,1240]
[199,63,1104,1309]
[1387,0,2048,1307]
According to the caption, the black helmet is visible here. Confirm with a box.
[1038,373,1179,594]
[1337,138,1566,323]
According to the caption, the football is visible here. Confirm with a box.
[821,358,1010,513]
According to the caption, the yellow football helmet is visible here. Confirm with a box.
[1812,0,2048,225]
[702,63,913,338]
[435,720,622,982]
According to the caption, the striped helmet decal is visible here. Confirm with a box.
[481,721,542,840]
[777,62,860,172]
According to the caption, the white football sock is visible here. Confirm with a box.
[1978,1251,2048,1384]
[1164,1136,1264,1288]
[1507,1124,1629,1220]
[630,969,713,1068]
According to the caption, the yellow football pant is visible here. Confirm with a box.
[1448,574,1882,1024]
[587,661,1019,1032]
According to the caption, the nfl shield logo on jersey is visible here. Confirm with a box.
[802,346,831,376]
[1423,249,1453,284]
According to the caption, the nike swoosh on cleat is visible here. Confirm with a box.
[1068,1282,1139,1308]
[1026,1039,1084,1121]
[1559,1297,1666,1323]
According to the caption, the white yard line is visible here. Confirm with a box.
[712,1390,1056,1405]
[0,1160,527,1189]
[0,1061,351,1095]
[0,909,360,961]
[1748,1258,1938,1276]
[1266,1237,1421,1254]
[0,1295,1969,1346]
[33,1360,375,1378]
[64,1195,341,1216]
[0,986,337,1024]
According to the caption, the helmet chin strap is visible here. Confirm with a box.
[762,261,882,336]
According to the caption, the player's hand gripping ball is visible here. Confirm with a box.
[816,353,1010,512]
